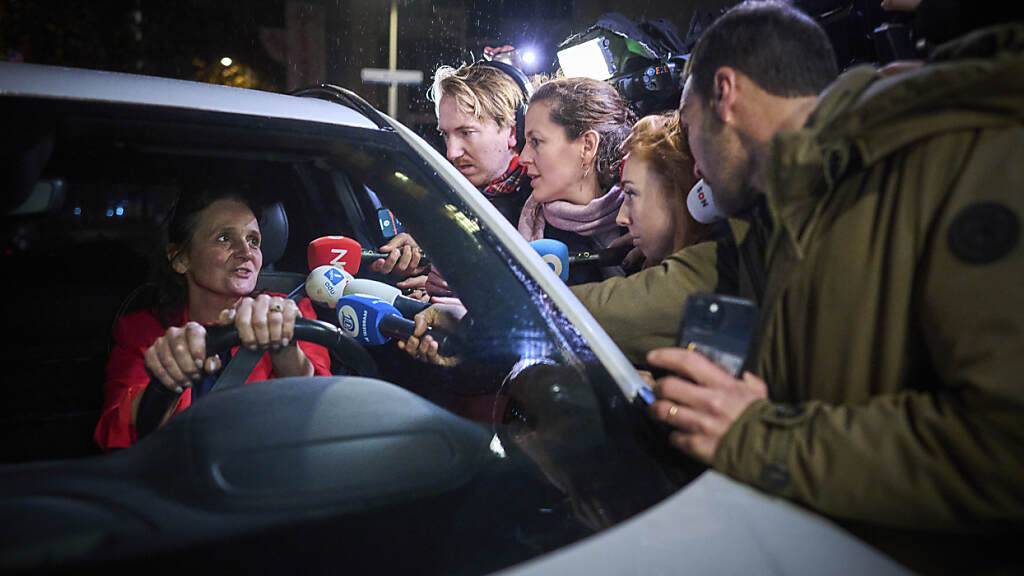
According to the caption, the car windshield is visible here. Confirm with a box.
[0,88,694,574]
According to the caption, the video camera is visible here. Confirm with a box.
[556,13,700,117]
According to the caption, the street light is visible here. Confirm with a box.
[220,57,233,67]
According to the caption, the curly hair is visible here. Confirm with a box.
[530,77,636,191]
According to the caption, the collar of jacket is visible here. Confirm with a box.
[764,22,1024,259]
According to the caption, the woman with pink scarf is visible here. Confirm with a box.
[517,77,636,285]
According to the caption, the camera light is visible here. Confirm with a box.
[557,37,615,81]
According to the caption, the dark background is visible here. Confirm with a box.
[0,0,739,140]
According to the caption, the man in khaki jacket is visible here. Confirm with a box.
[580,1,1023,572]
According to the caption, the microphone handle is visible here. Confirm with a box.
[361,249,432,268]
[568,244,632,266]
[379,314,456,356]
[393,295,430,319]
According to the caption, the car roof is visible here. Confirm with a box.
[0,61,379,130]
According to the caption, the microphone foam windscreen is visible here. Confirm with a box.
[305,265,353,308]
[307,236,363,275]
[530,239,570,281]
[686,179,726,224]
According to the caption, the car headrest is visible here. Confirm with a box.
[259,201,289,268]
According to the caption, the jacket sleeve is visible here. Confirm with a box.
[94,312,188,450]
[713,126,1024,530]
[570,240,723,365]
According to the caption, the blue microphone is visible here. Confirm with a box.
[530,239,570,281]
[336,294,455,354]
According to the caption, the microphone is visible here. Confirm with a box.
[336,294,455,354]
[305,265,354,308]
[359,248,431,269]
[307,236,363,275]
[343,278,429,319]
[568,244,633,267]
[308,235,432,276]
[686,179,725,224]
[529,239,570,281]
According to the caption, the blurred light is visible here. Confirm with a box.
[521,49,538,66]
[105,208,114,218]
[73,207,82,216]
[557,37,615,81]
[393,171,409,182]
[115,206,125,217]
[220,57,233,67]
[489,434,506,458]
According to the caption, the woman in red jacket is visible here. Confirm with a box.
[95,189,331,450]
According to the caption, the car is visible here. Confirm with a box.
[0,61,907,575]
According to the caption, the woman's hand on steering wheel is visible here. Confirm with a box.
[221,295,312,378]
[220,294,300,352]
[143,322,213,394]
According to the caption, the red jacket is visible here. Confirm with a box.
[94,297,331,450]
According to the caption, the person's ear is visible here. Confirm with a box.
[167,245,188,274]
[710,67,739,125]
[506,122,517,151]
[580,129,601,165]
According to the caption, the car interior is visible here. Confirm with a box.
[0,92,697,574]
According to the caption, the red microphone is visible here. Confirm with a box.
[308,235,432,277]
[307,236,363,275]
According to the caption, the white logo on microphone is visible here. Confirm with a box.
[542,253,563,277]
[330,248,348,267]
[338,305,359,337]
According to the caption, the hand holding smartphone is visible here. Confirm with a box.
[636,292,758,405]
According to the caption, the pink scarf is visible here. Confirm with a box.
[517,185,625,246]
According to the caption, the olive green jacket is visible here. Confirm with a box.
[574,24,1024,571]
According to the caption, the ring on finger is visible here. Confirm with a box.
[270,303,284,313]
[668,404,679,417]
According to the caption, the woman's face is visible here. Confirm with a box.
[616,156,684,263]
[172,199,262,300]
[520,101,588,204]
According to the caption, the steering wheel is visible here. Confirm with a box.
[203,317,379,391]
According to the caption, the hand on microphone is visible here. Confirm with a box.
[397,302,467,367]
[370,233,427,277]
[396,274,430,302]
[425,265,455,298]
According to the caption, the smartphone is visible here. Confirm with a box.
[677,293,758,378]
[635,292,758,406]
[377,207,404,239]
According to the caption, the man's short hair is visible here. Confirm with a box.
[428,63,526,127]
[689,0,838,99]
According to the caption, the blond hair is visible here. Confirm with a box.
[428,63,526,128]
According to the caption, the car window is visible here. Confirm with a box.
[1,94,694,575]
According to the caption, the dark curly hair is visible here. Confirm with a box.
[530,77,637,191]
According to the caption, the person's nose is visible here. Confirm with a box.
[446,138,464,163]
[616,201,631,227]
[232,238,255,260]
[519,144,534,165]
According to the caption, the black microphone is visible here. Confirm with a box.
[361,249,431,268]
[568,244,633,267]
